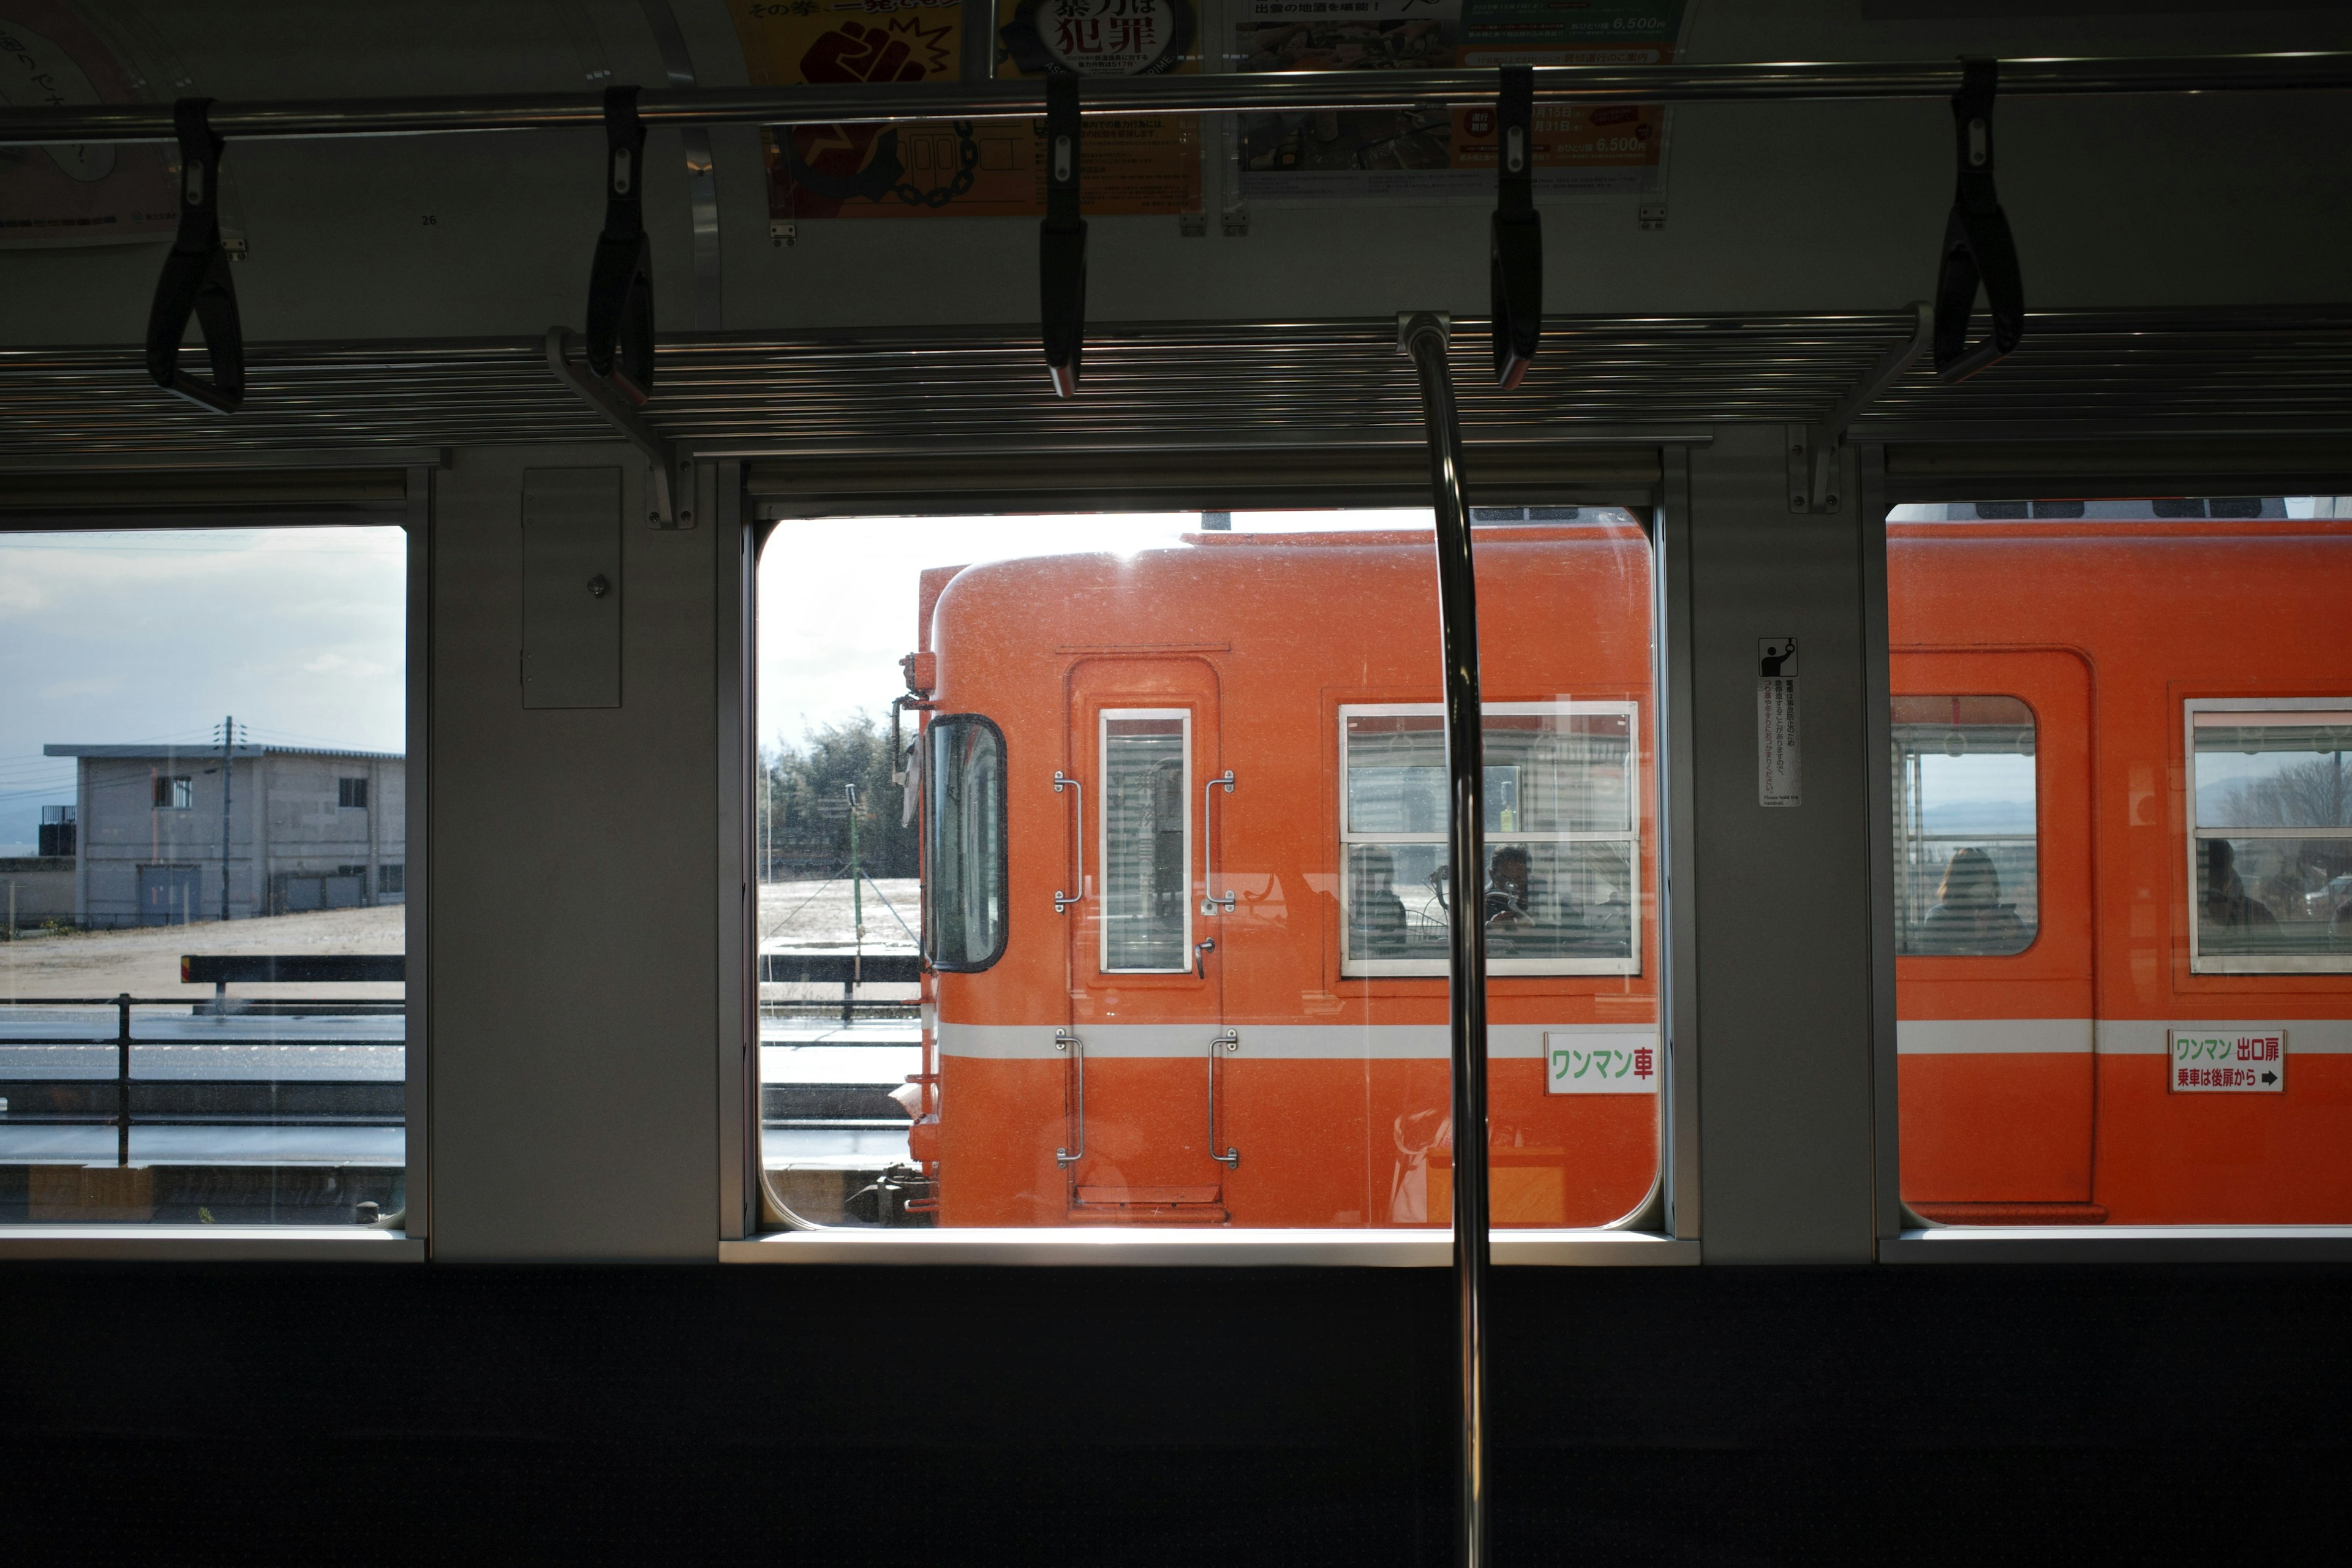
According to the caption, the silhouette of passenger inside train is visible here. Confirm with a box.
[1485,845,1534,927]
[1350,846,1410,956]
[1916,846,2027,954]
[2200,837,2278,940]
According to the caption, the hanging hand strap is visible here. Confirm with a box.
[585,85,657,404]
[1039,71,1087,398]
[1932,59,2024,382]
[145,99,245,414]
[1490,66,1541,390]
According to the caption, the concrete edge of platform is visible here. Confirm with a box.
[0,1225,422,1261]
[720,1229,1699,1267]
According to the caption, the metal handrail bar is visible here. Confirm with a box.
[2,55,2347,146]
[0,997,400,1007]
[0,1039,403,1049]
[1401,310,1493,1568]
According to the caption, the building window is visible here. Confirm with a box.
[1340,702,1640,977]
[1891,696,2038,957]
[338,777,369,809]
[2188,701,2352,973]
[153,775,192,810]
[378,862,405,895]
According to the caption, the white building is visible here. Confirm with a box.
[43,744,406,929]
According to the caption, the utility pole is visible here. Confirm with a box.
[216,714,236,922]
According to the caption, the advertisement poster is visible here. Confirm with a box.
[1235,0,1692,201]
[732,0,1200,221]
[0,1,177,247]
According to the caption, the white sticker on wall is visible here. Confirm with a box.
[1757,636,1801,807]
[2169,1027,2286,1092]
[1545,1031,1659,1094]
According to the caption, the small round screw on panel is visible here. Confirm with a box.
[679,510,693,523]
[648,510,662,522]
[587,574,611,598]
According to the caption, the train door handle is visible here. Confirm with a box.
[1207,1030,1240,1169]
[1200,770,1237,916]
[1055,1028,1085,1167]
[1052,771,1084,914]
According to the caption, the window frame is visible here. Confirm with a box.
[0,466,429,1259]
[920,710,1010,975]
[1888,694,2041,960]
[1097,706,1194,976]
[1337,699,1642,979]
[2184,695,2352,975]
[153,774,194,812]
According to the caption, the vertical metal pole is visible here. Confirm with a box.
[115,990,132,1168]
[217,714,235,922]
[1399,310,1490,1568]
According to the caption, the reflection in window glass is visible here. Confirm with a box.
[1891,696,2038,956]
[922,716,1005,971]
[1101,712,1189,973]
[754,510,1659,1230]
[2192,708,2352,969]
[0,529,407,1226]
[1341,706,1637,975]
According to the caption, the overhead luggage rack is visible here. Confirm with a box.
[4,310,2352,465]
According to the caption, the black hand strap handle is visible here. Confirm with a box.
[585,85,657,405]
[1039,70,1086,398]
[145,99,244,415]
[1490,65,1540,390]
[1933,58,2024,382]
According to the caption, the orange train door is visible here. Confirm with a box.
[1062,657,1232,1222]
[1893,649,2100,1222]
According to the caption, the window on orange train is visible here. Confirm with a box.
[1339,703,1639,978]
[1101,710,1191,973]
[922,715,1006,972]
[2188,704,2352,974]
[1891,697,2038,957]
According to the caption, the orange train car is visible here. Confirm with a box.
[901,509,2352,1228]
[1888,510,2352,1225]
[909,521,1662,1228]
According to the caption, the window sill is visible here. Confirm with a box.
[0,1226,421,1261]
[1881,1225,2352,1263]
[721,1228,1697,1266]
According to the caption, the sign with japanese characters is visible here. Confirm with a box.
[2169,1027,2286,1093]
[1546,1031,1659,1094]
[731,0,1200,221]
[1234,0,1692,202]
[0,1,178,248]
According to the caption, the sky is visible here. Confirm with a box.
[753,509,1434,755]
[0,527,408,854]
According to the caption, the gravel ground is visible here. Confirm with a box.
[759,876,920,948]
[0,905,405,1002]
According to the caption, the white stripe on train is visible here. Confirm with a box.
[936,1022,1658,1060]
[1896,1019,2352,1054]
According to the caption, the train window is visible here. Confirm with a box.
[1100,710,1193,973]
[1890,697,2037,957]
[2188,704,2352,973]
[922,715,1007,973]
[0,526,409,1227]
[1340,704,1640,977]
[755,507,1660,1232]
[1888,496,2352,1229]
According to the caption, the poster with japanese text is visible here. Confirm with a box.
[731,0,1200,221]
[1234,0,1693,202]
[0,1,178,247]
